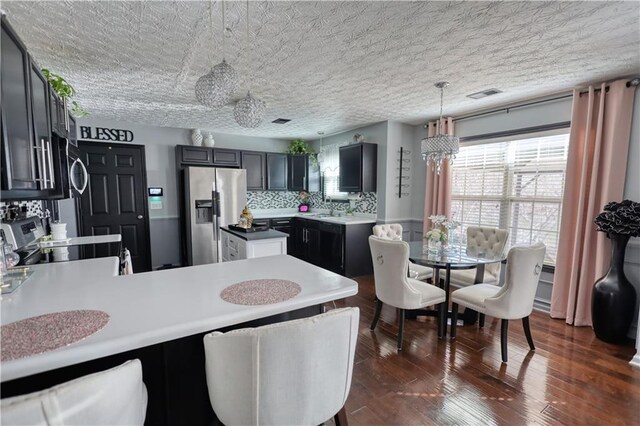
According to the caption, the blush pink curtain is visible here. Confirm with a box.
[422,117,454,234]
[550,79,636,326]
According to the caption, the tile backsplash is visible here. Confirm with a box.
[247,191,377,214]
[0,200,44,220]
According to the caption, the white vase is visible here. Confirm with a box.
[204,133,215,147]
[191,129,203,146]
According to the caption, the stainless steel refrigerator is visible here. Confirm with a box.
[184,167,247,265]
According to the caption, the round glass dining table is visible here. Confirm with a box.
[407,241,507,332]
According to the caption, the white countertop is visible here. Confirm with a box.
[253,209,376,225]
[0,255,357,382]
[35,234,122,248]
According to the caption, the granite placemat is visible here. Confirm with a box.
[220,279,302,305]
[1,310,110,361]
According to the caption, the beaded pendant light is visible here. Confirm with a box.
[234,0,266,128]
[421,82,460,174]
[195,0,238,109]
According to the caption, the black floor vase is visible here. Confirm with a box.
[592,233,637,344]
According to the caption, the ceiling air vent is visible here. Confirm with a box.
[467,88,502,99]
[272,118,291,124]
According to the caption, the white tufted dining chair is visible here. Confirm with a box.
[450,242,546,363]
[369,236,446,350]
[449,226,509,288]
[372,224,433,281]
[203,307,359,426]
[0,359,147,425]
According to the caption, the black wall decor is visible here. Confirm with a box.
[79,126,134,142]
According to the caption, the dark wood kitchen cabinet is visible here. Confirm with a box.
[266,153,288,191]
[339,143,377,192]
[212,148,241,167]
[292,218,322,265]
[176,145,241,168]
[178,146,213,165]
[287,154,320,192]
[1,17,37,192]
[270,217,293,255]
[49,90,67,138]
[241,151,266,191]
[1,16,59,200]
[291,217,373,277]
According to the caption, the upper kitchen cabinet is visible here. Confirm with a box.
[212,148,241,168]
[29,60,55,191]
[178,145,213,165]
[339,142,377,193]
[1,16,56,200]
[176,145,241,168]
[241,151,266,191]
[49,90,67,138]
[1,17,37,192]
[287,154,320,192]
[266,153,287,191]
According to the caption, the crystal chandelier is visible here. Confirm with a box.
[195,0,238,108]
[421,81,459,175]
[234,91,266,128]
[234,0,266,128]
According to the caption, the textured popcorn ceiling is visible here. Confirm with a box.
[3,1,639,138]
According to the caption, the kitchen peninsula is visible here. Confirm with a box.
[1,255,358,425]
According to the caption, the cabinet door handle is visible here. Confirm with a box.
[33,142,44,186]
[46,140,54,188]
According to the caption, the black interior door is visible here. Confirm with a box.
[78,141,151,272]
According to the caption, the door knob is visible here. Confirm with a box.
[137,215,144,219]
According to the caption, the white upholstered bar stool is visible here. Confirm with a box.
[372,224,433,281]
[203,307,359,426]
[450,242,546,363]
[0,359,147,425]
[368,236,446,350]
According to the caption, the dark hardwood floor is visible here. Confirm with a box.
[329,275,640,425]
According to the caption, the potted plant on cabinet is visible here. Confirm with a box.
[286,139,317,166]
[42,68,88,117]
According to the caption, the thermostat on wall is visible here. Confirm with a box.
[148,187,163,197]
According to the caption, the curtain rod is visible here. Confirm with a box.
[453,77,640,123]
[453,94,572,123]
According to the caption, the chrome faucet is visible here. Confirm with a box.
[327,196,335,216]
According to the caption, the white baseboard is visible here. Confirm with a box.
[630,354,640,369]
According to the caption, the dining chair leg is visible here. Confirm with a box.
[450,303,459,340]
[334,405,348,426]
[522,316,535,351]
[397,309,405,351]
[501,319,509,363]
[479,313,485,328]
[370,300,383,331]
[437,302,446,339]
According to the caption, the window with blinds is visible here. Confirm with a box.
[319,144,348,200]
[451,132,570,265]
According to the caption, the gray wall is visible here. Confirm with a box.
[75,118,290,268]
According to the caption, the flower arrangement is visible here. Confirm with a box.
[594,200,640,237]
[424,227,448,243]
[298,191,310,203]
[424,215,461,254]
